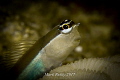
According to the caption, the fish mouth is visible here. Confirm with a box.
[76,23,80,26]
[73,23,80,28]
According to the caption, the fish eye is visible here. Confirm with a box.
[59,24,72,34]
[58,24,69,30]
[63,24,69,29]
[58,20,74,34]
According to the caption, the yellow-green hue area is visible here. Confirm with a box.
[0,1,119,64]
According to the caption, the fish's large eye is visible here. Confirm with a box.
[59,24,70,30]
[63,25,69,29]
[59,24,72,34]
[58,19,74,34]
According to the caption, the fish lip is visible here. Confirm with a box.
[76,23,80,26]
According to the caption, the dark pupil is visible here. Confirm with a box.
[63,25,68,29]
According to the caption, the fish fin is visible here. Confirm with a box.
[0,40,36,73]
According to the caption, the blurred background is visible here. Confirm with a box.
[0,0,119,64]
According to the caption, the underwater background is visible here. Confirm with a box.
[0,0,119,65]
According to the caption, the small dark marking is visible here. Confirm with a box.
[59,27,64,30]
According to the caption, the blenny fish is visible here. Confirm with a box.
[0,19,80,80]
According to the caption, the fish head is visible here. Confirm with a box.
[45,19,80,62]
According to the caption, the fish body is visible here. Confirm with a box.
[0,20,80,80]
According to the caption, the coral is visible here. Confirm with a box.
[41,55,120,80]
